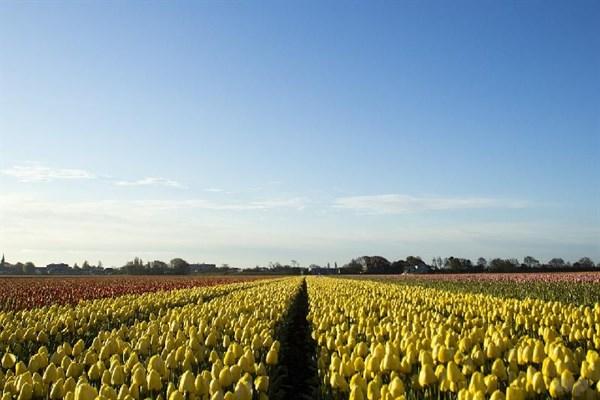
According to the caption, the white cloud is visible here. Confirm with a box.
[334,194,529,214]
[0,194,307,219]
[1,163,185,190]
[130,197,308,211]
[204,188,224,192]
[1,164,95,182]
[115,177,184,188]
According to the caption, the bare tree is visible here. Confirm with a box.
[523,256,540,268]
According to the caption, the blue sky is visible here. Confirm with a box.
[1,1,599,268]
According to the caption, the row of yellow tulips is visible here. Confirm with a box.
[0,280,273,360]
[306,277,600,400]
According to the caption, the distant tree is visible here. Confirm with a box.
[523,256,540,268]
[548,258,566,268]
[431,257,445,269]
[476,257,487,269]
[123,257,145,274]
[405,256,424,267]
[170,258,190,275]
[82,260,91,271]
[390,260,406,274]
[1,254,5,266]
[488,258,502,272]
[488,258,517,272]
[445,257,456,270]
[14,262,24,273]
[445,257,472,272]
[22,262,36,274]
[340,259,363,274]
[363,256,391,274]
[575,257,595,268]
[97,261,103,269]
[463,258,473,271]
[290,260,299,269]
[148,260,168,274]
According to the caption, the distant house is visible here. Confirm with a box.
[47,263,71,274]
[189,263,217,274]
[33,267,46,275]
[220,266,241,274]
[308,265,339,275]
[405,264,431,274]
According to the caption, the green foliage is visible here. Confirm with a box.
[377,277,600,306]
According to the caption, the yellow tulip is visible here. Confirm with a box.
[349,385,365,400]
[169,390,184,400]
[548,378,564,398]
[73,382,98,400]
[572,378,589,398]
[266,349,278,365]
[218,367,233,388]
[179,370,195,393]
[17,382,33,400]
[418,364,436,387]
[505,386,524,400]
[254,376,269,392]
[491,359,507,381]
[561,369,575,392]
[489,390,505,400]
[99,383,117,399]
[147,369,162,392]
[49,379,64,399]
[531,371,545,394]
[111,364,125,386]
[234,380,252,400]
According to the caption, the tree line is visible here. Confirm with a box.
[0,253,597,276]
[337,255,597,274]
[429,256,596,273]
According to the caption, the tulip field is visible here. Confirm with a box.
[0,276,259,312]
[308,275,600,400]
[1,274,600,400]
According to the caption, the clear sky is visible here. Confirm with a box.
[1,1,599,268]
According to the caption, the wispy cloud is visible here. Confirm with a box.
[2,163,185,190]
[334,194,529,214]
[132,197,308,211]
[204,188,224,193]
[115,177,184,188]
[1,164,95,182]
[0,194,308,219]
